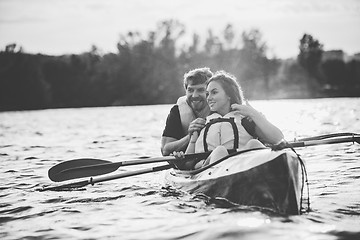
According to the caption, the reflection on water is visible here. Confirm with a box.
[0,98,360,239]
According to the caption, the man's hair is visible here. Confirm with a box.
[183,67,213,89]
[207,70,245,105]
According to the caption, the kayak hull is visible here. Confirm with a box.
[165,149,302,215]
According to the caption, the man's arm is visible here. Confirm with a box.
[161,117,206,156]
[161,105,206,156]
[161,135,190,156]
[161,105,188,156]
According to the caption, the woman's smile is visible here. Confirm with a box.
[208,101,216,107]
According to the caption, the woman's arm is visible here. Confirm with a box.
[231,103,284,144]
[251,111,284,144]
[185,131,199,154]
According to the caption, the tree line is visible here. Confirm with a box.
[1,20,359,111]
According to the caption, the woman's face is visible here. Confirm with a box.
[206,81,231,116]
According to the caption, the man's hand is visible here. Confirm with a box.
[171,151,185,159]
[188,118,206,135]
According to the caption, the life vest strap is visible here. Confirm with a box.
[202,117,239,152]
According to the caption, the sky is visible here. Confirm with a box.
[0,0,359,59]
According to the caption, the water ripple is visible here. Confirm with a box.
[65,195,125,204]
[0,100,359,239]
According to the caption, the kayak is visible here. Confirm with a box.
[164,148,303,215]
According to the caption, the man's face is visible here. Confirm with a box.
[185,82,208,112]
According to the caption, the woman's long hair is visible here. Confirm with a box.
[206,71,245,105]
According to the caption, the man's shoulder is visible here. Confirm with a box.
[163,104,183,139]
[170,104,179,111]
[168,104,180,117]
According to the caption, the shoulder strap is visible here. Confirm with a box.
[202,117,239,152]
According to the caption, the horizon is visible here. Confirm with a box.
[0,0,360,59]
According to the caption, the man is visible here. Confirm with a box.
[161,67,213,156]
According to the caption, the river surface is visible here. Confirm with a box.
[0,98,359,240]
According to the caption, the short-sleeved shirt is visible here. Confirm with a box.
[162,105,185,139]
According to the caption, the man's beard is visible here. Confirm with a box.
[189,97,206,112]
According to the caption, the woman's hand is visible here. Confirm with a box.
[189,131,199,143]
[231,102,260,119]
[232,102,284,144]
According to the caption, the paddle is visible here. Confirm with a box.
[41,164,171,191]
[48,151,211,182]
[285,135,360,148]
[48,133,360,183]
[295,132,360,141]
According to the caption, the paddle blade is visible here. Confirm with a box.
[48,158,112,182]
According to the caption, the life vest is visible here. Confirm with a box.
[194,111,254,153]
[176,96,209,135]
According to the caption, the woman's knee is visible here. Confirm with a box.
[208,146,228,164]
[245,139,265,149]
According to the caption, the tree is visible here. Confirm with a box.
[0,52,50,110]
[321,59,347,86]
[238,29,269,98]
[223,24,235,49]
[298,33,323,80]
[241,29,267,60]
[204,29,221,56]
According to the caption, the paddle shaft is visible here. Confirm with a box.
[41,164,171,191]
[64,153,207,171]
[295,132,359,141]
[287,136,360,148]
[57,156,175,175]
[67,136,359,170]
[75,136,359,169]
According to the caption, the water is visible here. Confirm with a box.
[0,98,359,240]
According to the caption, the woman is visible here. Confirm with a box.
[176,70,284,169]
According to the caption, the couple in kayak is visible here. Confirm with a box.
[161,67,284,170]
